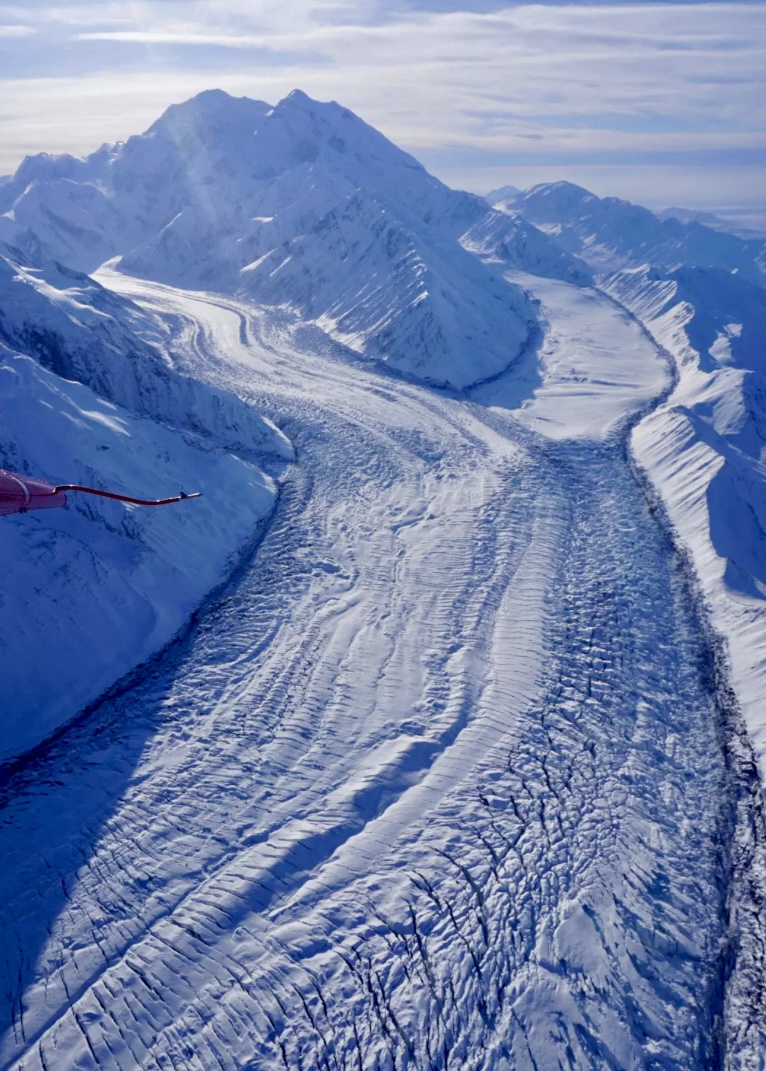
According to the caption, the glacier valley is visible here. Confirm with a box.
[1,90,765,1070]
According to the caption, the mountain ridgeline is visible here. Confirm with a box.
[3,89,766,692]
[491,179,766,284]
[5,90,765,389]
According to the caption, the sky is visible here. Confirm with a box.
[1,0,764,215]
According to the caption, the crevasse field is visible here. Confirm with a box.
[1,90,766,1070]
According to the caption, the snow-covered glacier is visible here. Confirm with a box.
[1,88,765,1071]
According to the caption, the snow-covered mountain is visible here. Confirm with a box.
[601,264,766,752]
[487,170,766,787]
[0,244,289,461]
[461,208,593,286]
[484,182,521,205]
[1,88,588,762]
[0,88,483,276]
[3,90,766,1071]
[508,180,766,282]
[0,90,594,388]
[0,242,291,765]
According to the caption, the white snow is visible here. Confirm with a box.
[460,209,593,286]
[0,89,763,1071]
[0,246,291,766]
[0,247,292,464]
[0,346,278,766]
[603,265,766,781]
[512,181,766,285]
[472,271,668,439]
[0,90,588,390]
[0,265,751,1069]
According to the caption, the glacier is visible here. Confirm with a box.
[0,88,765,1070]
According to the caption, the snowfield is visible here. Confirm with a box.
[0,268,762,1069]
[470,272,668,440]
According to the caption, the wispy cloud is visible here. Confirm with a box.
[76,31,293,46]
[1,1,764,207]
[0,24,37,37]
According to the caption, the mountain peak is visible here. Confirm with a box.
[526,180,594,201]
[146,90,271,140]
[282,88,313,106]
[182,87,234,107]
[511,181,600,225]
[273,88,354,130]
[485,184,520,206]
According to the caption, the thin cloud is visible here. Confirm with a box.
[77,31,292,47]
[0,25,37,37]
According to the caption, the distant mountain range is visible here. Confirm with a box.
[488,180,766,283]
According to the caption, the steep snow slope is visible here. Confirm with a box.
[118,90,544,388]
[603,265,766,776]
[461,209,592,286]
[0,270,760,1069]
[0,94,273,272]
[0,345,278,767]
[0,251,291,766]
[1,86,466,279]
[509,181,766,283]
[238,193,537,388]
